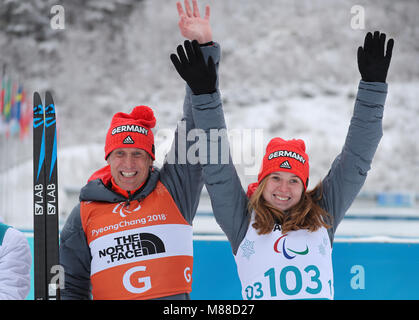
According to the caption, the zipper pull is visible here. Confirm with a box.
[124,191,132,208]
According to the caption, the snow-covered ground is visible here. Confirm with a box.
[1,141,419,241]
[0,0,418,238]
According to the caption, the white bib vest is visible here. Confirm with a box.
[235,215,334,300]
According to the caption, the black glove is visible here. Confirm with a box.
[170,40,217,95]
[357,31,394,83]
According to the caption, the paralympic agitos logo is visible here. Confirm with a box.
[273,234,309,260]
[113,201,141,218]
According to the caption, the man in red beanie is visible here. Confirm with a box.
[59,0,219,300]
[103,105,156,193]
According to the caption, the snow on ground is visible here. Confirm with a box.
[1,140,419,241]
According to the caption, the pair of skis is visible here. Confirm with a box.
[33,91,60,300]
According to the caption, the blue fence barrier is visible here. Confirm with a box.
[191,239,419,300]
[376,192,415,207]
[25,236,419,300]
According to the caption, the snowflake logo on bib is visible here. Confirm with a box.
[240,238,255,260]
[318,236,329,256]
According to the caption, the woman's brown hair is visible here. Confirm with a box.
[248,177,331,235]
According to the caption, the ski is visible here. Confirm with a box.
[44,92,60,300]
[33,91,60,300]
[33,92,47,300]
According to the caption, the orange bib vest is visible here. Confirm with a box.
[80,181,193,300]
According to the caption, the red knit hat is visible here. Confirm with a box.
[247,137,309,197]
[105,105,156,160]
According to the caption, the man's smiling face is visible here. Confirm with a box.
[107,148,153,191]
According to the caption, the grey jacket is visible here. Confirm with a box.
[59,43,221,300]
[191,81,387,255]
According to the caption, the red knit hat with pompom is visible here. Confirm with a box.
[105,105,156,160]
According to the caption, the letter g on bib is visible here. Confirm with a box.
[123,266,152,294]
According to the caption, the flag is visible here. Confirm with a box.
[0,77,5,116]
[3,78,12,122]
[12,84,23,121]
[8,83,21,136]
[19,89,32,140]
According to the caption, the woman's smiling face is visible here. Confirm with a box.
[262,171,304,211]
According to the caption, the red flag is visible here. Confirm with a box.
[0,77,5,116]
[19,90,32,140]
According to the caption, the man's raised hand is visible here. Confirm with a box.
[176,0,212,44]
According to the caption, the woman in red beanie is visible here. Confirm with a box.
[246,137,330,237]
[172,31,394,299]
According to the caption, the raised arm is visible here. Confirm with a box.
[171,41,250,254]
[321,31,394,242]
[160,0,219,225]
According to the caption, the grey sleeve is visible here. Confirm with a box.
[321,81,387,244]
[160,43,221,225]
[59,204,92,300]
[191,91,250,255]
